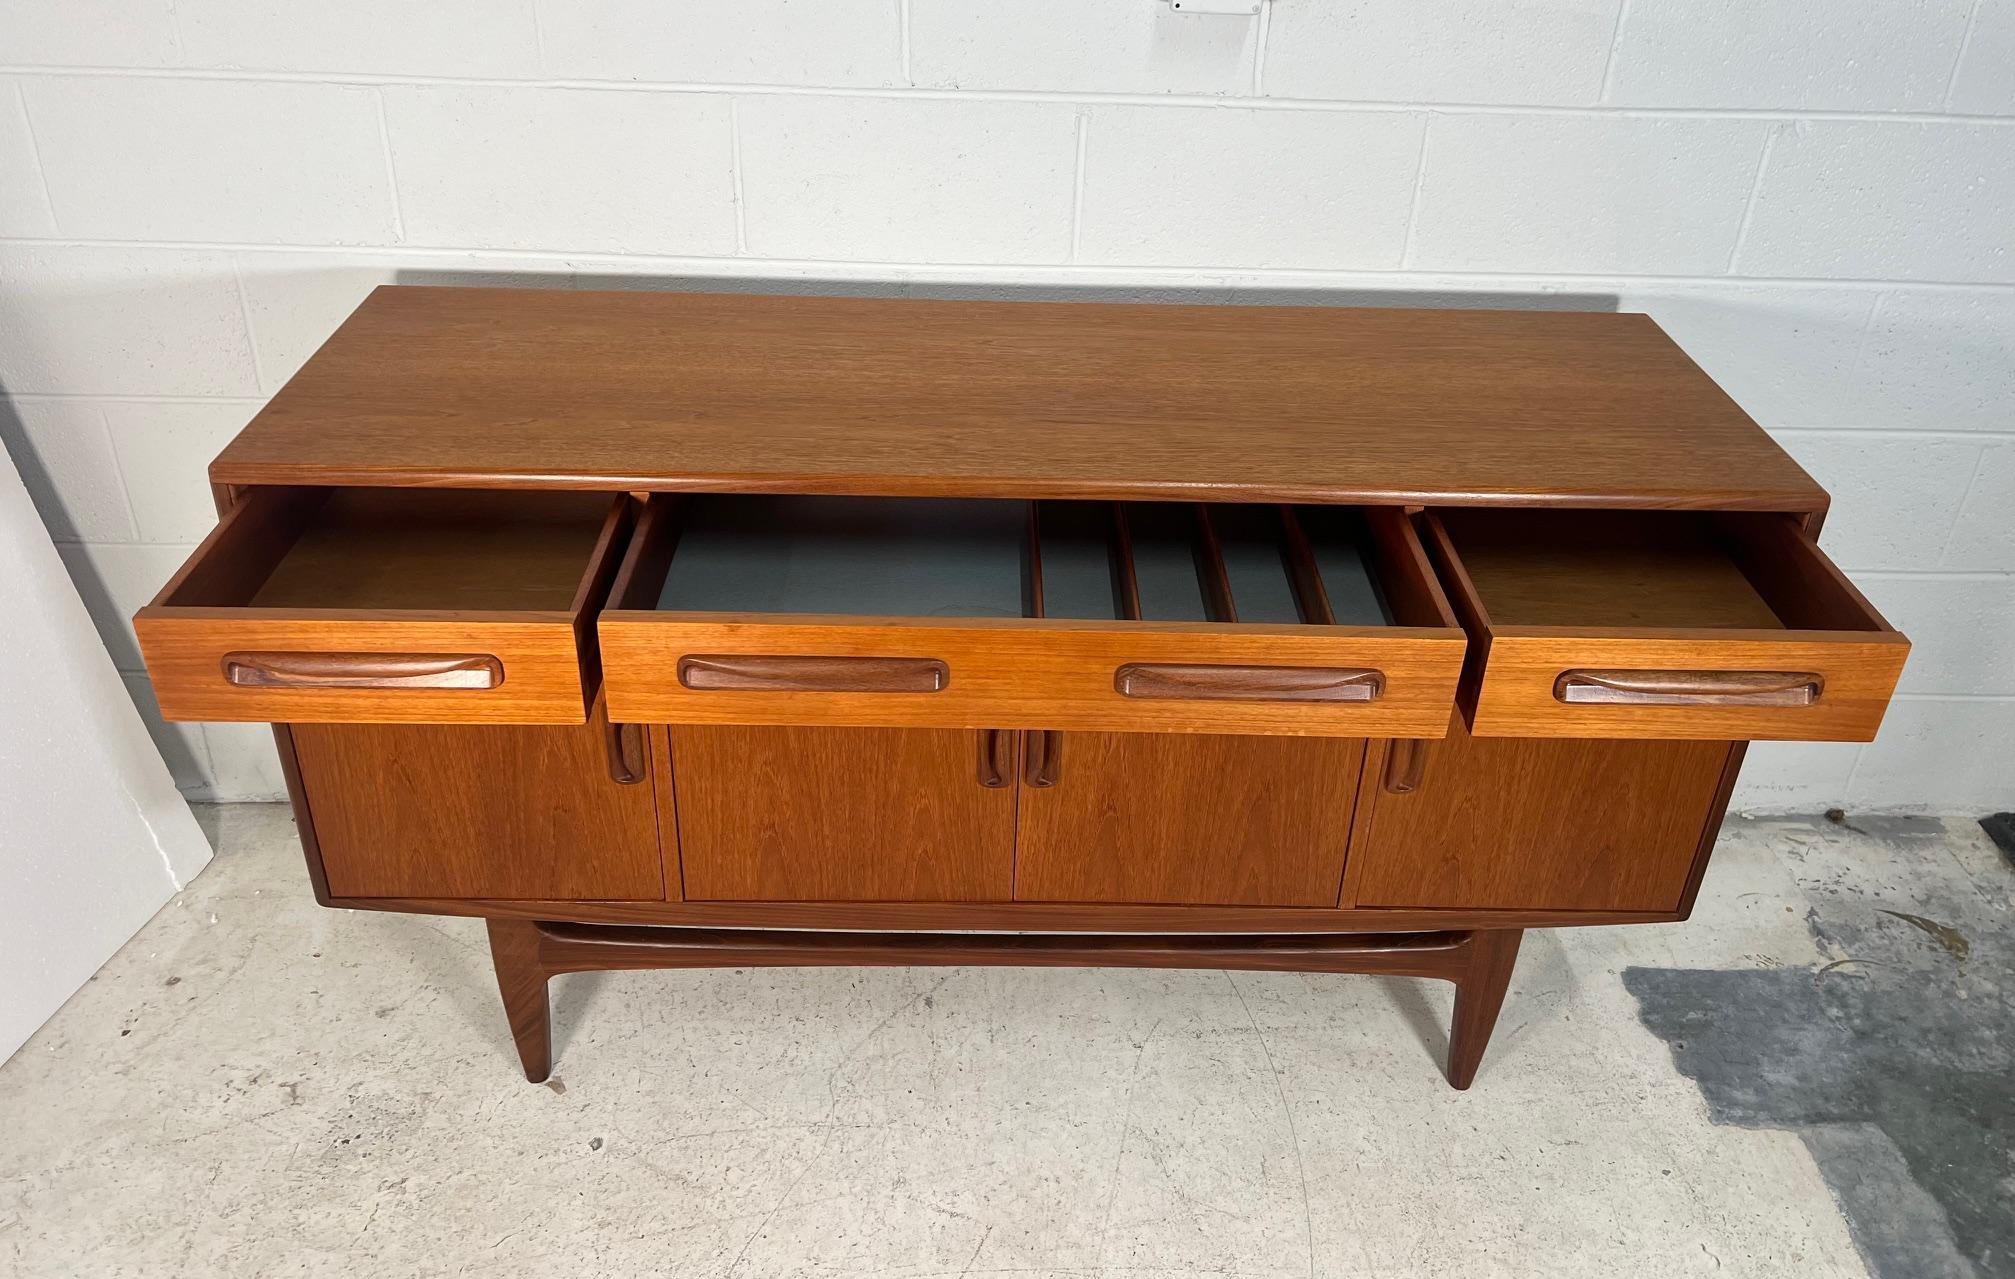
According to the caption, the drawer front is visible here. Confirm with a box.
[600,615,1465,737]
[1466,631,1906,741]
[1423,510,1910,743]
[137,613,593,724]
[133,486,628,725]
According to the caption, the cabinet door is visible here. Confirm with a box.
[292,697,665,901]
[1012,732,1367,906]
[669,725,1016,901]
[1350,717,1735,913]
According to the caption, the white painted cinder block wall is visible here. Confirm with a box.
[1,0,2009,814]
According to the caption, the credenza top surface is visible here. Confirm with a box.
[211,285,1824,512]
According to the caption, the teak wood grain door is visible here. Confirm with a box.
[293,694,664,901]
[1012,731,1368,906]
[1349,716,1734,913]
[667,725,1017,901]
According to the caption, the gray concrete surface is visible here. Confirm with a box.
[0,805,2007,1278]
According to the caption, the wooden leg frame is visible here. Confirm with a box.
[486,919,1523,1090]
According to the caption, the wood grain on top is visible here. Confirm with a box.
[212,286,1824,511]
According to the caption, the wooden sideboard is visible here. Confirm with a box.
[135,286,1909,1089]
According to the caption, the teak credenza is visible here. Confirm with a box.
[135,287,1909,1089]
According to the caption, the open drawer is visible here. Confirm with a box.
[135,487,630,724]
[1421,509,1909,741]
[599,496,1467,736]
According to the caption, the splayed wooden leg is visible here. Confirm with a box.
[1446,928,1523,1090]
[486,917,552,1083]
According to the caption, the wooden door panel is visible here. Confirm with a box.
[1351,717,1734,912]
[1013,732,1367,906]
[669,725,1016,901]
[294,698,664,900]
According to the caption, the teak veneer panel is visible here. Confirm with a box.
[668,725,1016,901]
[291,698,664,900]
[211,287,1825,511]
[1012,731,1366,906]
[603,615,1466,738]
[1352,718,1732,912]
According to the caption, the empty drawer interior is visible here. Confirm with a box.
[163,488,618,612]
[1435,508,1886,633]
[645,495,1396,626]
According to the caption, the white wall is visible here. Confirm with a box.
[0,447,211,1061]
[0,0,2009,814]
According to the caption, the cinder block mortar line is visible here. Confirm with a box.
[1724,124,1779,274]
[10,80,61,230]
[1068,110,1088,264]
[1398,115,1432,269]
[728,98,748,255]
[229,256,270,393]
[1942,0,1986,110]
[1250,1,1270,96]
[373,88,407,244]
[1597,0,1636,105]
[1936,447,1995,567]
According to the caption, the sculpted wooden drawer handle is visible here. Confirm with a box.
[977,728,1014,789]
[1113,663,1385,703]
[1024,729,1062,789]
[221,651,504,690]
[1554,669,1823,707]
[677,654,950,694]
[1383,737,1430,795]
[604,719,646,785]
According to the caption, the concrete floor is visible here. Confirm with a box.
[1,806,2007,1279]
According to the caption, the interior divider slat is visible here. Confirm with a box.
[1278,505,1336,625]
[1296,505,1396,627]
[1024,500,1045,619]
[1123,503,1209,622]
[1192,505,1238,623]
[1110,503,1143,621]
[1030,500,1128,621]
[1212,504,1305,626]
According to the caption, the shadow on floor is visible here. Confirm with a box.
[1626,817,2013,1279]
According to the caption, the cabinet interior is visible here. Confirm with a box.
[652,494,1394,626]
[1438,509,1789,630]
[169,487,616,613]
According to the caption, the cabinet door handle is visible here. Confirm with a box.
[1024,729,1061,789]
[1383,738,1429,794]
[977,729,1014,788]
[1554,669,1822,707]
[1114,663,1383,703]
[677,655,949,693]
[221,651,503,690]
[604,719,646,785]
